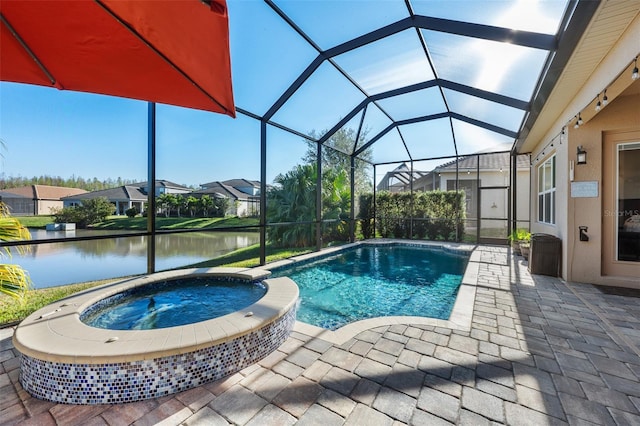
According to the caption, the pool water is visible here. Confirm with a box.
[271,245,468,330]
[82,278,267,330]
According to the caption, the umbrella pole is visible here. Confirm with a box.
[147,102,157,274]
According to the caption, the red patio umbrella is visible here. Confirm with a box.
[0,0,235,117]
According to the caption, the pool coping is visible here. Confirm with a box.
[265,239,480,345]
[12,267,299,364]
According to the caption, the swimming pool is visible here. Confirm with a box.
[271,243,469,329]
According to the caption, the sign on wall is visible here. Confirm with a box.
[571,181,599,198]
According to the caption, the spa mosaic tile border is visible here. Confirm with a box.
[20,303,297,405]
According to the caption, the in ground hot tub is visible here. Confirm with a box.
[13,267,299,405]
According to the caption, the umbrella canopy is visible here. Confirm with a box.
[0,0,235,117]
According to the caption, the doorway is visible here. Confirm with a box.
[602,130,640,277]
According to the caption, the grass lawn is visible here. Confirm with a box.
[16,216,54,228]
[0,279,115,326]
[184,243,312,269]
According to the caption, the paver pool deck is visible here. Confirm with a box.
[1,245,639,425]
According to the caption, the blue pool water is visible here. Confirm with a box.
[82,278,267,330]
[271,244,468,330]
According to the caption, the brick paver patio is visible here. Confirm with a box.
[1,245,639,425]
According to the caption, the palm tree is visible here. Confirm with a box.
[186,196,199,217]
[174,195,188,217]
[199,195,214,217]
[267,164,318,247]
[157,193,177,217]
[0,202,32,297]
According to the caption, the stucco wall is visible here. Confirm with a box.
[565,94,640,287]
[532,94,640,286]
[38,200,63,216]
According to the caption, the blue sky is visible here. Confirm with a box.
[0,0,568,188]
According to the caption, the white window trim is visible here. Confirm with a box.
[537,154,556,225]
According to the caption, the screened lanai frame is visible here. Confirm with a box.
[2,0,600,276]
[229,0,598,265]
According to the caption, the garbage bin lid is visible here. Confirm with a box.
[532,233,560,240]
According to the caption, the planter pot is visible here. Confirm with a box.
[511,240,521,255]
[520,243,530,260]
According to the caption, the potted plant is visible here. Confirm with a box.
[508,228,530,256]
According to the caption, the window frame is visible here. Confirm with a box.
[537,154,556,225]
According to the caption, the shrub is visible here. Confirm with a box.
[358,193,374,239]
[51,197,115,228]
[125,207,138,218]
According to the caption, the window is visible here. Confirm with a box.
[538,155,555,224]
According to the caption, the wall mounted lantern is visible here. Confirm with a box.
[577,146,587,165]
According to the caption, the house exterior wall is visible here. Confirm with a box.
[528,13,639,288]
[565,94,640,287]
[37,200,63,216]
[228,200,259,217]
[530,98,639,287]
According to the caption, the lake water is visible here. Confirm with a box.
[5,229,260,289]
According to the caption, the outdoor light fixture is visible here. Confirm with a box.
[602,89,608,106]
[577,113,583,126]
[574,115,580,129]
[633,57,639,80]
[595,94,601,111]
[577,146,587,165]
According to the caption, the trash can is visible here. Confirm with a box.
[528,233,562,277]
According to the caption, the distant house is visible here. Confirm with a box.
[62,185,147,215]
[217,179,260,196]
[61,180,191,215]
[193,179,260,217]
[132,180,192,197]
[0,185,87,216]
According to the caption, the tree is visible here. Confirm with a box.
[213,196,229,217]
[0,202,32,297]
[51,197,115,228]
[267,164,318,247]
[157,193,176,217]
[321,167,351,242]
[303,128,373,194]
[199,195,214,217]
[186,196,199,217]
[175,195,188,217]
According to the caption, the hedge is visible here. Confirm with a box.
[359,190,465,241]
